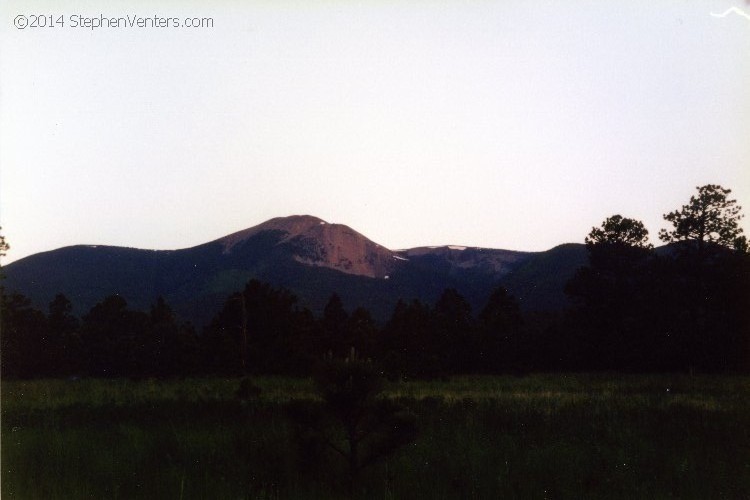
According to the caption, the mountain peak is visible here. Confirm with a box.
[220,215,327,253]
[220,215,398,278]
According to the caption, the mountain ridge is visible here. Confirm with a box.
[2,215,587,325]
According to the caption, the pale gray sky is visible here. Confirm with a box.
[1,0,748,264]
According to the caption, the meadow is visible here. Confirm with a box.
[3,374,749,499]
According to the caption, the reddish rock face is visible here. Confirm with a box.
[219,215,398,278]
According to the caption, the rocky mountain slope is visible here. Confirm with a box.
[219,215,398,278]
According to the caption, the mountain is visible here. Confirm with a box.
[398,245,531,276]
[499,244,589,311]
[2,215,587,325]
[219,215,397,278]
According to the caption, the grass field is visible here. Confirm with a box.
[3,374,749,499]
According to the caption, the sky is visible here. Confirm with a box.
[1,0,748,264]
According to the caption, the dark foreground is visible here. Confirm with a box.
[3,375,749,499]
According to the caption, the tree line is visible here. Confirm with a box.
[1,184,748,378]
[0,281,525,379]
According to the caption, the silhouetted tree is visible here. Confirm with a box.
[657,185,749,372]
[561,193,749,373]
[320,293,349,357]
[142,297,201,377]
[0,228,13,375]
[659,184,744,255]
[203,292,245,375]
[433,288,476,374]
[80,295,149,377]
[345,306,378,358]
[287,350,418,493]
[586,214,652,247]
[478,286,524,372]
[0,292,47,378]
[47,294,81,376]
[585,215,653,274]
[0,226,8,261]
[380,299,435,379]
[565,216,655,370]
[204,280,307,375]
[142,296,173,375]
